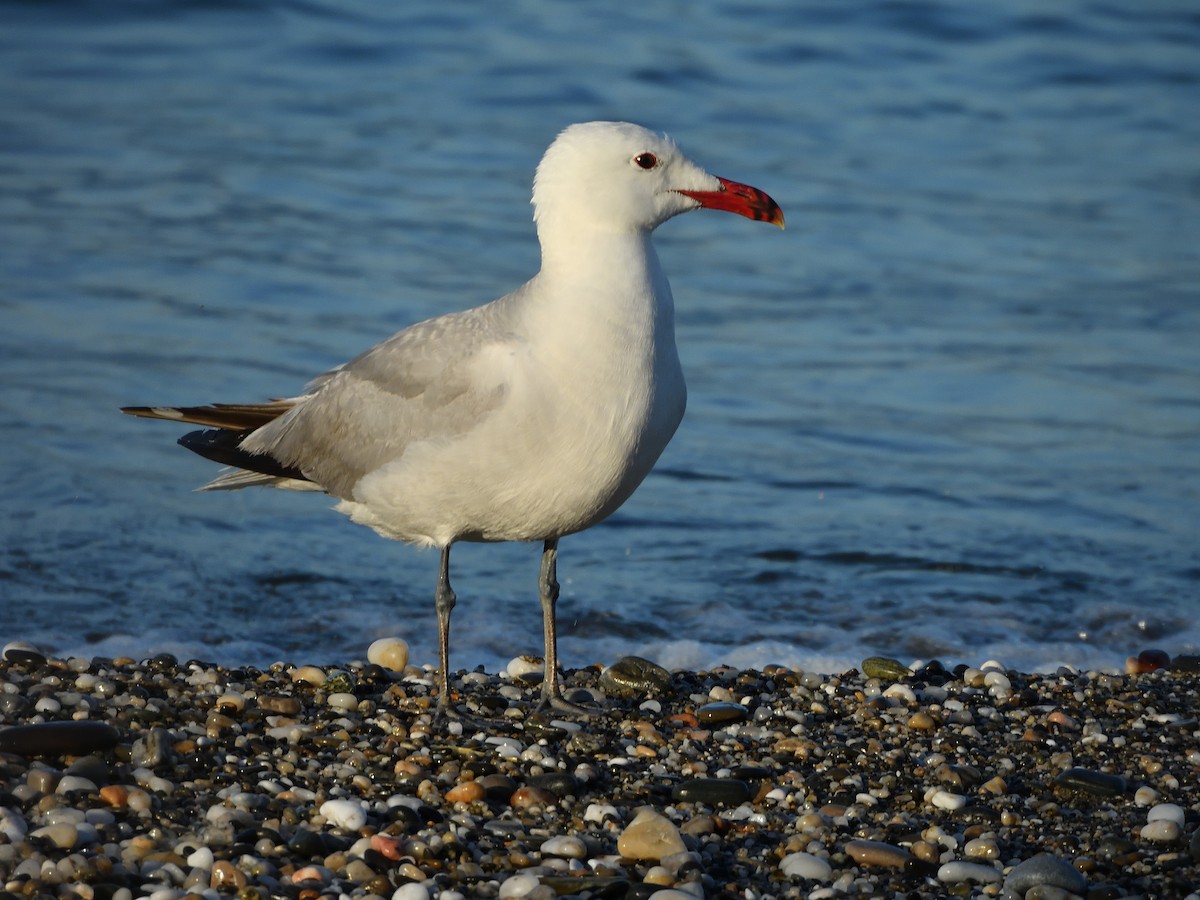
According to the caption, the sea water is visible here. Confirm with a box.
[2,0,1197,675]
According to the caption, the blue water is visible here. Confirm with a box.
[2,0,1198,676]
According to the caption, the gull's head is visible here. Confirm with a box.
[532,121,784,235]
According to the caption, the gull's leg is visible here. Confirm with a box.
[434,544,457,718]
[537,538,595,715]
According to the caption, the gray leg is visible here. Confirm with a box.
[537,539,594,715]
[434,544,456,716]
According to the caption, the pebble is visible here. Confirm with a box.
[937,861,1002,884]
[445,781,486,804]
[599,656,671,696]
[319,799,367,831]
[780,851,833,880]
[367,637,410,672]
[540,835,587,859]
[1053,767,1128,797]
[1147,802,1185,825]
[391,884,430,900]
[498,873,540,898]
[695,701,748,726]
[3,641,47,666]
[670,777,751,806]
[861,656,912,680]
[617,808,687,860]
[1004,854,1088,896]
[1141,819,1181,842]
[845,839,911,869]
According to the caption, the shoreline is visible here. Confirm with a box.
[1,648,1197,899]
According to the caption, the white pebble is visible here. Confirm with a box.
[319,799,367,831]
[368,637,410,672]
[391,883,430,900]
[498,873,540,898]
[1147,802,1185,825]
[584,802,618,823]
[1141,819,1181,842]
[55,776,98,794]
[541,835,587,859]
[326,692,359,711]
[1134,786,1160,807]
[883,683,916,703]
[779,851,832,880]
[937,861,1002,884]
[928,789,968,810]
[506,656,544,679]
[186,846,214,868]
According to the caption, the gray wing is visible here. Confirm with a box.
[241,300,518,498]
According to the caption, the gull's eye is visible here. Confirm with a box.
[633,152,658,170]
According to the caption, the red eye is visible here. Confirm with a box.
[633,152,658,170]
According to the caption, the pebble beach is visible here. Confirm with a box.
[1,643,1197,900]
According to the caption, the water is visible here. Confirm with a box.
[2,0,1198,676]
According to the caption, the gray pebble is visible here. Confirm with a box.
[695,701,749,725]
[1052,767,1128,798]
[598,656,670,696]
[1004,854,1087,896]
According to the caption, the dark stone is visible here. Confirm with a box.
[0,694,30,718]
[598,656,671,697]
[1053,767,1129,798]
[671,777,752,806]
[540,876,629,899]
[527,772,581,799]
[475,774,518,801]
[65,755,111,785]
[0,721,120,757]
[696,701,749,726]
[3,645,46,666]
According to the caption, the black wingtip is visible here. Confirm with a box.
[178,429,310,482]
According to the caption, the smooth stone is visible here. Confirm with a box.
[56,775,99,794]
[1141,819,1181,842]
[527,772,582,799]
[599,656,671,697]
[326,691,359,711]
[937,861,1002,884]
[617,809,687,861]
[31,823,78,850]
[779,851,832,881]
[392,884,431,900]
[929,789,968,810]
[3,641,47,666]
[0,721,120,756]
[695,702,749,726]
[510,786,557,808]
[1052,767,1127,797]
[671,777,751,806]
[259,694,303,715]
[861,656,912,680]
[541,835,587,859]
[475,774,519,800]
[445,781,486,804]
[506,655,544,680]
[367,637,409,672]
[319,799,368,831]
[1003,854,1088,895]
[498,872,540,898]
[1147,802,1185,825]
[845,840,911,869]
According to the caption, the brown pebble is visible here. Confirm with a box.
[846,839,912,869]
[445,781,486,803]
[259,695,303,715]
[911,840,940,863]
[99,785,129,808]
[210,860,247,890]
[907,711,936,731]
[511,786,557,808]
[1126,648,1170,674]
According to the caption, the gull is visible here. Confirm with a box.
[123,121,783,717]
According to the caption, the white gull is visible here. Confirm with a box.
[123,121,784,717]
